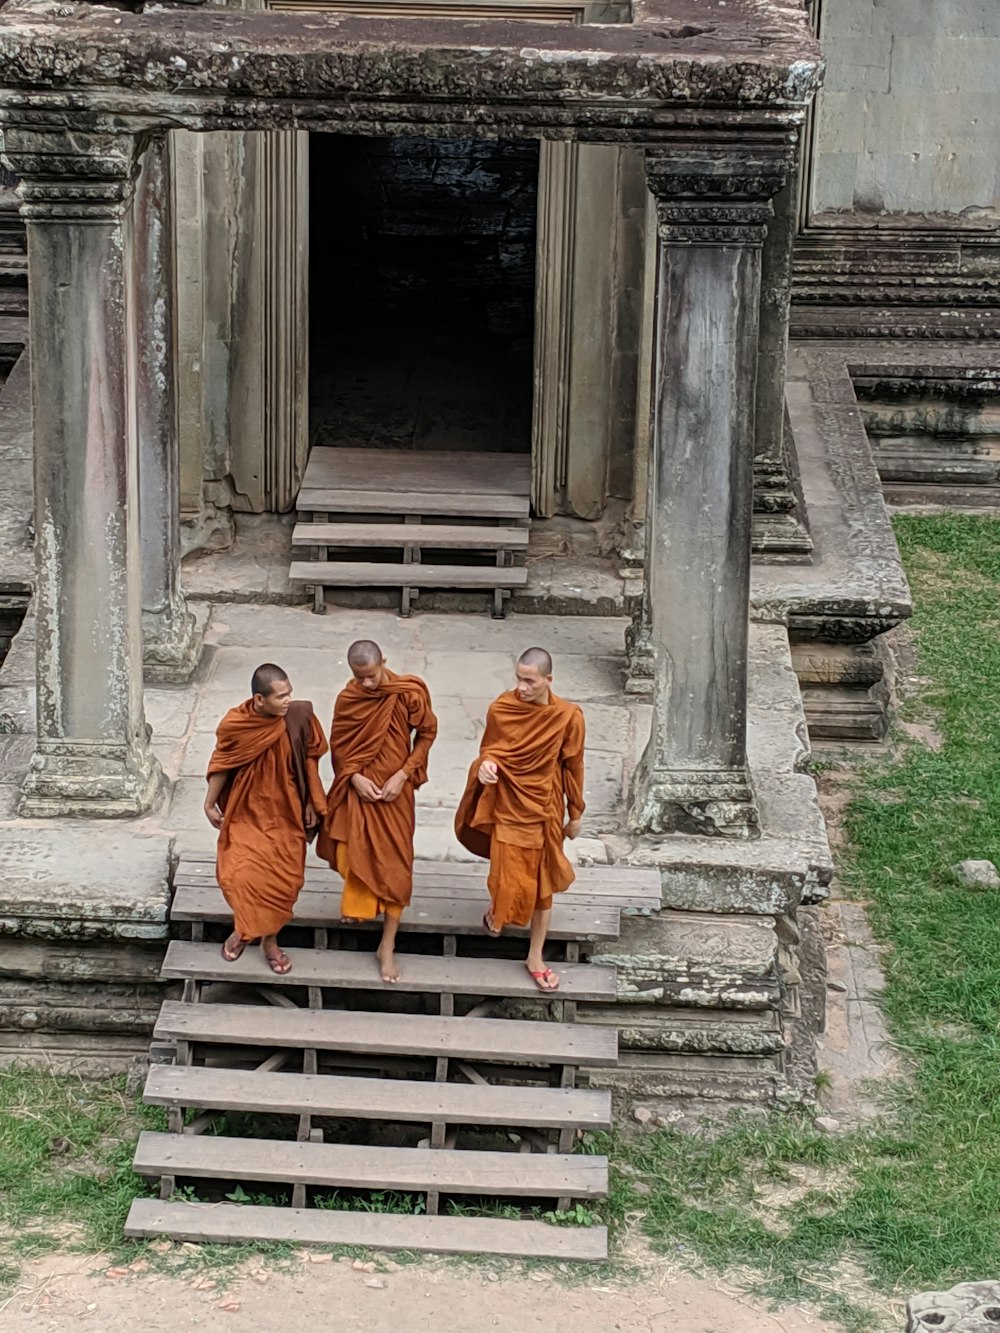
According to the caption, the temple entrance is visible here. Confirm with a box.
[308,133,538,455]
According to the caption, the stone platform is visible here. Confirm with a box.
[0,597,832,1107]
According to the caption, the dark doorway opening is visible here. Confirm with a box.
[308,134,538,455]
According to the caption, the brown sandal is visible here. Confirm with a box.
[221,934,247,963]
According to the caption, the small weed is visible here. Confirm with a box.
[541,1204,600,1228]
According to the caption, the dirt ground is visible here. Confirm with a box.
[1,1249,836,1332]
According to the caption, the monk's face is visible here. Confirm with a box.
[352,658,387,692]
[255,677,293,717]
[515,662,551,705]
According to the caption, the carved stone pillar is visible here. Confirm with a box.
[753,160,812,559]
[0,124,162,816]
[133,134,203,683]
[630,145,790,839]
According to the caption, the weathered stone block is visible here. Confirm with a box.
[907,1280,1000,1332]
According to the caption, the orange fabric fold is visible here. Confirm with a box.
[208,700,328,940]
[454,690,586,928]
[316,669,437,914]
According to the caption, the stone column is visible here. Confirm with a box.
[0,125,162,817]
[630,145,790,839]
[133,133,203,683]
[753,161,812,559]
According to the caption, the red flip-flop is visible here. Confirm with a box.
[525,964,560,992]
[221,935,247,963]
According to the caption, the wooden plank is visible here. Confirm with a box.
[124,1197,608,1261]
[297,490,529,518]
[301,447,531,497]
[291,523,530,549]
[172,876,658,915]
[154,1001,619,1067]
[288,561,529,589]
[161,941,618,1002]
[144,1065,612,1130]
[176,854,662,905]
[169,883,621,941]
[133,1131,608,1198]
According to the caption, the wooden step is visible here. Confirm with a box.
[161,941,618,1002]
[154,1001,619,1067]
[289,561,529,589]
[297,490,529,519]
[133,1131,608,1198]
[292,522,530,550]
[169,883,621,942]
[175,855,662,913]
[125,1197,607,1261]
[144,1065,613,1131]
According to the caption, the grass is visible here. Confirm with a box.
[594,514,1000,1331]
[3,514,999,1328]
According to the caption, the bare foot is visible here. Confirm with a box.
[340,916,364,925]
[376,946,400,984]
[221,931,247,963]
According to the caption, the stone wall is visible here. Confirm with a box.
[812,0,1000,217]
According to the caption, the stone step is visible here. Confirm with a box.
[125,1198,607,1261]
[579,1004,784,1056]
[161,941,618,1003]
[133,1131,608,1199]
[155,999,619,1066]
[144,1064,613,1131]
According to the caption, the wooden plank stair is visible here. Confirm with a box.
[292,446,532,618]
[125,853,645,1261]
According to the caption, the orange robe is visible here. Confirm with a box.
[316,670,437,920]
[208,700,328,941]
[454,691,586,929]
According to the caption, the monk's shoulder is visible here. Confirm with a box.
[216,703,247,736]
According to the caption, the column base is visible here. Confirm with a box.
[630,763,759,839]
[18,737,164,819]
[142,601,204,685]
[624,602,655,695]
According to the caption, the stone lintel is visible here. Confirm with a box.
[0,1,821,136]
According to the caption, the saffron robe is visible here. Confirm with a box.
[454,690,586,928]
[316,670,437,916]
[208,699,328,940]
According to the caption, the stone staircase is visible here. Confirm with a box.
[123,853,662,1261]
[290,447,531,617]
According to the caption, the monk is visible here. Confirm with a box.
[455,647,585,992]
[204,663,328,976]
[316,640,437,984]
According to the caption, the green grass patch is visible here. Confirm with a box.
[597,514,1000,1331]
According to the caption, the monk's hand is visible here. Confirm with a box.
[381,770,408,804]
[351,773,383,803]
[304,801,319,830]
[478,759,499,786]
[204,802,224,830]
[564,817,582,840]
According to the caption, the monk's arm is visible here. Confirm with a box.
[204,771,228,829]
[305,714,329,819]
[403,702,439,779]
[561,710,587,828]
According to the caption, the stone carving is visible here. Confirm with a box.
[907,1281,1000,1332]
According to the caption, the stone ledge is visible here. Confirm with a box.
[0,831,171,941]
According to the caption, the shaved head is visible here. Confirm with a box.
[347,640,383,668]
[251,663,289,698]
[518,647,552,677]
